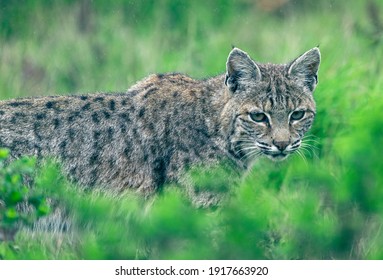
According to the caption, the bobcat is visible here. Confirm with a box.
[0,47,320,197]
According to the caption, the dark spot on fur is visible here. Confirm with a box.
[94,97,104,102]
[160,100,167,109]
[89,152,99,165]
[53,118,60,129]
[33,123,42,140]
[93,130,101,140]
[148,123,155,131]
[142,83,154,91]
[15,112,24,117]
[35,113,46,120]
[179,143,189,153]
[109,100,116,111]
[120,123,127,133]
[92,112,100,123]
[133,128,138,137]
[172,91,180,98]
[196,127,210,138]
[82,103,91,111]
[68,111,81,122]
[0,111,4,115]
[138,107,145,118]
[69,167,76,176]
[119,113,130,122]
[10,117,16,124]
[153,158,167,186]
[183,157,191,166]
[143,87,158,99]
[45,101,55,109]
[59,140,66,150]
[121,99,128,106]
[8,101,30,107]
[149,145,156,154]
[107,127,114,140]
[80,96,88,100]
[157,73,164,79]
[103,111,111,119]
[128,90,138,96]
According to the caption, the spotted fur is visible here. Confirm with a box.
[0,47,320,195]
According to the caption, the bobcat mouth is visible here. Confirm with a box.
[271,153,287,158]
[263,151,289,161]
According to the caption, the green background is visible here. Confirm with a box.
[0,0,383,259]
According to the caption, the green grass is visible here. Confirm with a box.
[1,0,383,259]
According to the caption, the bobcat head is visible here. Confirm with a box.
[222,47,320,163]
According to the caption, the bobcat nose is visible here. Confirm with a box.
[273,140,289,151]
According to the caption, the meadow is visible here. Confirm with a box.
[0,0,383,259]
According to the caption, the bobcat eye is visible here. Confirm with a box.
[249,112,268,123]
[290,110,305,121]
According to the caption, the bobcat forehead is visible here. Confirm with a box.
[0,47,320,194]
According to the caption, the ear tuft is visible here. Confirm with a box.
[225,48,261,93]
[288,47,321,92]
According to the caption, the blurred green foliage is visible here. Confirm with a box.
[0,0,383,259]
[0,149,49,258]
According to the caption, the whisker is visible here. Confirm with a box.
[301,141,319,152]
[302,139,321,145]
[302,135,320,144]
[300,136,320,159]
[303,134,319,139]
[295,149,308,165]
[300,145,319,159]
[301,144,319,151]
[300,145,319,154]
[246,150,263,161]
[239,146,259,151]
[239,148,262,162]
[233,140,256,146]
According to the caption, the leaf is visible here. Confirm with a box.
[8,191,24,205]
[5,208,19,221]
[10,174,21,185]
[37,203,50,217]
[0,149,9,160]
[28,196,43,208]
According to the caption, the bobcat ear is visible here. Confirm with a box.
[288,47,321,92]
[225,48,262,93]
